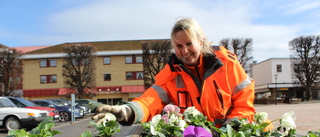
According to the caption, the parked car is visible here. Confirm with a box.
[6,97,60,120]
[75,99,104,113]
[0,97,48,131]
[32,99,84,122]
[47,98,91,115]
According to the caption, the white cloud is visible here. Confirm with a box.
[283,0,320,15]
[3,0,317,62]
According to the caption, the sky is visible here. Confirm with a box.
[0,0,319,62]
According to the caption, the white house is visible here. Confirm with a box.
[252,58,306,102]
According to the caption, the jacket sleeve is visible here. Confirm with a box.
[126,65,174,123]
[228,74,255,121]
[127,86,167,123]
[216,46,255,121]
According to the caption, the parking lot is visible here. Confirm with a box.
[0,114,93,137]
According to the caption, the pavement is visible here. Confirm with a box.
[254,100,320,136]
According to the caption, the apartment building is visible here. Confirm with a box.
[252,58,320,102]
[18,40,167,104]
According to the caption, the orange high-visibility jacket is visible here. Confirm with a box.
[127,46,255,125]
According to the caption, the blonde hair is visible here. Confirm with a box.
[171,18,212,55]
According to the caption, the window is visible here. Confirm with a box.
[50,75,57,83]
[40,75,57,83]
[10,76,21,84]
[50,60,56,67]
[125,56,133,63]
[40,60,47,67]
[40,76,47,83]
[39,59,57,67]
[126,71,144,80]
[82,58,89,66]
[41,102,50,107]
[104,98,122,105]
[276,64,282,72]
[72,59,78,66]
[136,72,143,79]
[126,72,133,80]
[136,56,143,63]
[103,73,111,81]
[71,58,89,66]
[104,57,111,65]
[83,74,90,82]
[125,55,143,64]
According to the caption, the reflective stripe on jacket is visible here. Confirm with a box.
[128,46,255,125]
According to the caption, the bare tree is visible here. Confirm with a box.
[0,49,23,96]
[219,38,253,73]
[142,40,172,88]
[289,35,320,101]
[62,44,96,99]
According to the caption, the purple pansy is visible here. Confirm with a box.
[183,125,212,137]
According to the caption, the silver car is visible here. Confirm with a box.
[0,97,48,130]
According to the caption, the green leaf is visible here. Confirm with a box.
[227,124,235,137]
[89,121,99,129]
[270,131,282,137]
[8,129,28,137]
[80,130,93,137]
[259,122,270,130]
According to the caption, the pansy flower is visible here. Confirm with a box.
[183,125,212,137]
[163,104,183,117]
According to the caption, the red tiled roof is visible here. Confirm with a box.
[11,45,52,53]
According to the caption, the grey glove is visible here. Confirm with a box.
[92,105,134,126]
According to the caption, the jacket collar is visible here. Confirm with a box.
[168,53,223,76]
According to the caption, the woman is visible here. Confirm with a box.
[92,18,255,127]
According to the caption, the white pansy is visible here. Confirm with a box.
[184,106,201,116]
[150,114,162,126]
[102,113,116,126]
[168,114,178,125]
[105,113,116,121]
[150,125,165,137]
[150,114,164,136]
[150,125,156,135]
[254,112,268,124]
[281,111,296,129]
[178,119,186,131]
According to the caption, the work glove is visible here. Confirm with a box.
[92,105,134,126]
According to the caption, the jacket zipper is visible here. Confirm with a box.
[213,80,225,118]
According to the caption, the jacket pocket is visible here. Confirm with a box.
[213,81,224,110]
[177,91,191,109]
[213,80,233,119]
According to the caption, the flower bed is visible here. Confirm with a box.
[138,104,320,137]
[8,104,320,137]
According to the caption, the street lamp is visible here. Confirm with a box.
[274,74,278,105]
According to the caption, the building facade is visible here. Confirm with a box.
[18,40,166,104]
[252,58,320,103]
